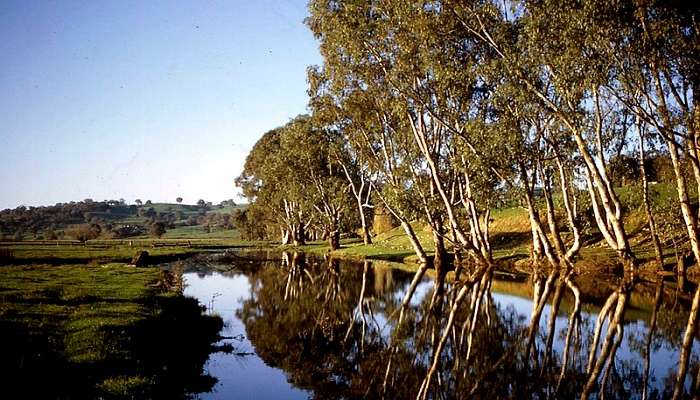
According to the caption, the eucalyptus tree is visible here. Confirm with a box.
[383,1,502,269]
[307,4,435,264]
[236,122,317,245]
[237,115,356,249]
[522,3,700,394]
[436,0,641,273]
[284,115,356,250]
[308,0,510,270]
[236,127,305,244]
[308,67,375,245]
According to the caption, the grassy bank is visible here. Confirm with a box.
[0,264,223,399]
[282,203,685,279]
[280,207,533,265]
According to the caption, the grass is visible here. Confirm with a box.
[279,211,531,265]
[0,238,269,265]
[1,242,200,264]
[162,225,239,239]
[0,263,223,399]
[2,184,687,272]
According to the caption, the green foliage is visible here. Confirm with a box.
[236,115,356,243]
[232,208,267,240]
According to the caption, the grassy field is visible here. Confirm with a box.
[162,224,239,239]
[0,264,223,398]
[0,238,270,265]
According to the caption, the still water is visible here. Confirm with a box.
[175,251,700,399]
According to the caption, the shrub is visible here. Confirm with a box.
[149,222,166,238]
[66,224,101,242]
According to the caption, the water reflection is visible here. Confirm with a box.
[180,251,700,399]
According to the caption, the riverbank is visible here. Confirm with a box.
[0,263,224,399]
[281,230,686,279]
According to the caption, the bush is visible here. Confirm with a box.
[45,229,58,240]
[109,225,144,239]
[149,222,166,238]
[66,224,101,242]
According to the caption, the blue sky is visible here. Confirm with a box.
[0,0,321,209]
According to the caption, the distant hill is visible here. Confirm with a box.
[0,200,247,241]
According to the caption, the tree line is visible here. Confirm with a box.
[0,198,238,241]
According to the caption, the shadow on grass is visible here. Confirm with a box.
[0,294,223,399]
[490,231,532,251]
[364,251,416,262]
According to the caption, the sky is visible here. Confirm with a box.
[0,0,322,210]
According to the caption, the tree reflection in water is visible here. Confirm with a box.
[235,252,699,399]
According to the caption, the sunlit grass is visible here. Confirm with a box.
[0,264,159,362]
[0,263,222,398]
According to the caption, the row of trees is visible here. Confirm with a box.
[240,1,699,394]
[241,0,699,271]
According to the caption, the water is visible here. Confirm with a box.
[174,252,700,399]
[184,271,309,399]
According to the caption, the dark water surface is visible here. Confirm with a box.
[175,251,700,399]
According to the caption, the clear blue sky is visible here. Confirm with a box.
[0,0,321,209]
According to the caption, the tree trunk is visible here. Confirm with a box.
[520,163,560,269]
[666,137,700,270]
[400,219,428,264]
[297,224,306,246]
[677,253,688,292]
[328,222,340,251]
[409,118,491,267]
[432,225,447,273]
[581,290,628,400]
[358,196,372,245]
[642,280,663,400]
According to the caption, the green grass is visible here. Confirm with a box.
[1,243,199,263]
[4,184,685,271]
[163,225,239,239]
[0,264,223,398]
[0,237,269,265]
[207,204,247,214]
[0,264,160,377]
[280,212,531,265]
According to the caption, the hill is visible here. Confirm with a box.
[0,200,247,241]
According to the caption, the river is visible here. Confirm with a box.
[172,251,700,399]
